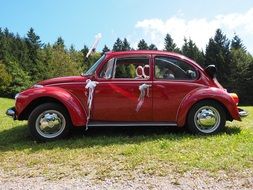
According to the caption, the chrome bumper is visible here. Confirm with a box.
[238,108,248,118]
[6,107,16,119]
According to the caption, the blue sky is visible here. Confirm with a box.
[1,0,253,53]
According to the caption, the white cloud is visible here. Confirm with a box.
[134,8,253,53]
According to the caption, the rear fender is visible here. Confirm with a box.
[176,87,240,127]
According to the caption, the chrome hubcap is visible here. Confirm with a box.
[35,110,66,138]
[194,106,220,133]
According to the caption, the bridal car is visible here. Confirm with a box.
[6,50,247,141]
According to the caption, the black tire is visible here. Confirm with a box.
[28,103,71,142]
[187,100,226,135]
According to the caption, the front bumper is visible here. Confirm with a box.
[6,107,16,120]
[238,108,248,118]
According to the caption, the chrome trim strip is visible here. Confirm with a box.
[88,122,177,127]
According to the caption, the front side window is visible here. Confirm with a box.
[84,55,105,76]
[99,58,115,79]
[155,56,197,80]
[100,57,150,79]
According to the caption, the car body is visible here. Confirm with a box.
[6,50,247,141]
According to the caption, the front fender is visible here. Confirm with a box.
[16,86,87,126]
[176,87,240,127]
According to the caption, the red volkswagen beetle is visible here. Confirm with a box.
[6,51,247,141]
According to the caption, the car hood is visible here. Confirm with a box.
[38,76,88,86]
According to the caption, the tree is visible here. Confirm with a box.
[26,28,42,48]
[5,60,32,96]
[45,46,80,78]
[148,44,158,50]
[181,38,205,66]
[69,44,76,53]
[205,29,231,88]
[80,44,101,71]
[230,48,253,104]
[229,33,253,105]
[102,45,110,54]
[137,39,148,50]
[81,45,89,56]
[113,38,123,51]
[26,27,42,64]
[164,33,179,52]
[25,28,44,82]
[122,38,131,51]
[0,62,12,93]
[53,37,65,49]
[231,34,246,52]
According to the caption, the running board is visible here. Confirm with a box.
[88,121,177,127]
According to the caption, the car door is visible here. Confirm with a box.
[91,55,153,122]
[152,55,203,123]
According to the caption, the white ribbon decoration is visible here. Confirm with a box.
[86,33,102,58]
[136,84,151,112]
[85,79,99,129]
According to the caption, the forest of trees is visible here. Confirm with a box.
[0,27,252,104]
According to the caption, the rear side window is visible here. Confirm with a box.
[155,56,198,80]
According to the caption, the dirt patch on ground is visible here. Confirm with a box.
[1,169,252,189]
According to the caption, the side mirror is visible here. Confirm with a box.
[205,65,217,78]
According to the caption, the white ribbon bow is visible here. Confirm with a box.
[136,84,151,112]
[85,79,99,129]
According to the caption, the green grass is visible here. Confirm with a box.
[0,97,252,180]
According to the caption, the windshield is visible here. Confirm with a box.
[84,55,105,76]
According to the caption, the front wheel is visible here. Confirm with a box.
[187,100,226,135]
[28,103,71,142]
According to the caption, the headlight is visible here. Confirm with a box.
[15,93,20,100]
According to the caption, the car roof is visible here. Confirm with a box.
[106,50,180,57]
[105,50,204,70]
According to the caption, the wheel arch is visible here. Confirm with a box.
[19,97,66,120]
[176,88,239,127]
[19,96,87,127]
[188,98,233,121]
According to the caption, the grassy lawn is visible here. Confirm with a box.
[0,97,252,180]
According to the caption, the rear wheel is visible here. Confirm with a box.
[187,100,226,135]
[28,103,71,142]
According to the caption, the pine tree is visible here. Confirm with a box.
[230,48,253,104]
[102,45,110,54]
[229,33,253,104]
[122,38,131,51]
[81,45,89,56]
[137,39,148,50]
[231,34,246,52]
[181,38,205,66]
[205,29,231,88]
[69,44,75,53]
[53,37,65,49]
[148,44,158,50]
[26,28,42,50]
[164,33,178,52]
[113,38,123,51]
[25,28,44,81]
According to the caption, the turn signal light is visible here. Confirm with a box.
[230,93,239,105]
